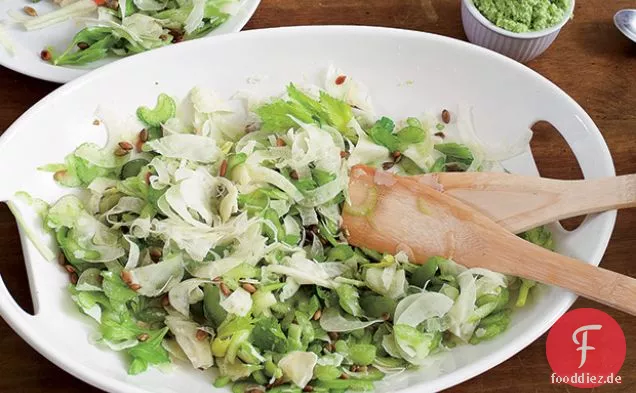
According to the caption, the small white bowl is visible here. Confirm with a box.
[461,0,576,63]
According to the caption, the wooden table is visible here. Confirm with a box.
[0,1,634,392]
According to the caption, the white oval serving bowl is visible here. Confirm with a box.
[0,26,616,393]
[0,0,261,83]
[461,0,576,63]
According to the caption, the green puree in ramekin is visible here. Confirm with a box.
[473,0,571,33]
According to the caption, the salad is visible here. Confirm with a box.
[7,0,240,66]
[15,68,555,392]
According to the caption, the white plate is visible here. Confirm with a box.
[0,0,260,83]
[0,26,616,393]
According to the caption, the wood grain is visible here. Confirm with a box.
[415,172,636,233]
[0,0,635,392]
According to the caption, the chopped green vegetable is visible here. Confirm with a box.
[257,84,355,140]
[368,117,399,152]
[348,343,376,365]
[516,226,554,306]
[521,226,555,250]
[399,156,426,175]
[429,156,446,173]
[336,284,363,317]
[314,365,342,381]
[470,310,511,344]
[203,284,228,327]
[225,153,247,178]
[327,244,354,261]
[214,375,231,388]
[252,317,287,353]
[434,143,474,167]
[395,118,426,147]
[137,93,176,127]
[52,27,118,66]
[121,159,150,179]
[359,294,396,319]
[410,256,442,287]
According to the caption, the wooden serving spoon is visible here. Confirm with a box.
[416,172,636,233]
[342,165,636,316]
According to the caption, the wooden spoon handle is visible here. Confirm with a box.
[431,173,636,233]
[482,232,636,315]
[557,174,636,210]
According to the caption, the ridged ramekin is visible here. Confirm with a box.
[461,0,575,63]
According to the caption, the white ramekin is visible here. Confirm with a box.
[461,0,576,63]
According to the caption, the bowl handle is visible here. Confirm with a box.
[1,197,61,320]
[529,108,615,180]
[0,198,38,321]
[525,108,617,260]
[0,273,34,322]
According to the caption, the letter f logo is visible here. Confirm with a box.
[572,324,602,368]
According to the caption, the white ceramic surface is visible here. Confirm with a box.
[0,26,616,393]
[461,0,575,63]
[0,0,260,83]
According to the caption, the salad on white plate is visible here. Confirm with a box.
[11,67,555,393]
[6,0,240,65]
[0,0,259,82]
